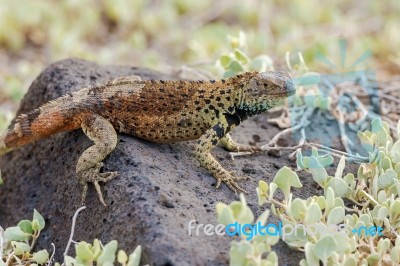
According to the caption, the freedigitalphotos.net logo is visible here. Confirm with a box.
[187,220,383,241]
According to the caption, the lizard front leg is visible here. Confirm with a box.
[219,133,262,152]
[194,123,246,194]
[76,113,118,206]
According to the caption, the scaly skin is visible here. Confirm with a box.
[0,71,295,206]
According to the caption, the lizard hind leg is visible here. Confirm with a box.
[77,113,118,206]
[194,123,247,194]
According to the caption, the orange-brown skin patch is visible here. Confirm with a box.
[100,79,237,142]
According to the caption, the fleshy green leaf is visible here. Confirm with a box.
[269,182,278,200]
[259,180,268,193]
[391,246,400,262]
[397,120,400,140]
[4,226,31,241]
[234,48,249,64]
[334,155,346,178]
[377,206,389,220]
[33,209,45,231]
[296,151,305,169]
[378,190,388,204]
[315,196,326,210]
[117,250,128,264]
[358,131,374,152]
[11,241,31,255]
[17,220,33,234]
[223,70,237,78]
[32,250,49,264]
[377,238,391,253]
[382,156,392,170]
[318,154,334,167]
[65,256,78,266]
[76,241,95,263]
[257,181,269,205]
[97,241,118,266]
[327,177,351,198]
[333,233,352,253]
[272,166,302,200]
[255,209,270,226]
[256,188,267,206]
[290,198,306,220]
[127,245,142,266]
[304,202,322,224]
[371,118,391,147]
[266,251,278,264]
[378,169,396,189]
[250,55,273,72]
[229,241,253,266]
[391,141,400,163]
[390,200,400,219]
[216,203,235,225]
[93,239,102,259]
[304,242,319,266]
[367,254,380,265]
[237,194,254,224]
[306,156,328,185]
[228,60,244,72]
[343,173,356,190]
[219,54,232,68]
[314,235,338,262]
[325,187,335,212]
[344,257,357,266]
[327,207,345,225]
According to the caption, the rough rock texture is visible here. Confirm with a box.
[0,58,331,265]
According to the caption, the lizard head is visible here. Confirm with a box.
[238,71,295,115]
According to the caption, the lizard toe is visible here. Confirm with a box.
[93,181,107,207]
[216,178,222,188]
[90,171,119,206]
[215,171,247,194]
[97,171,118,182]
[77,168,118,206]
[233,175,249,181]
[243,145,262,153]
[227,170,249,181]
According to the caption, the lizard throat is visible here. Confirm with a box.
[238,101,278,118]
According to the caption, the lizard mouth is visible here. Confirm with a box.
[267,79,296,97]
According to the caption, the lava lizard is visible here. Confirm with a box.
[0,71,295,206]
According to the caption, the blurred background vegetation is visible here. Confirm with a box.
[0,0,399,132]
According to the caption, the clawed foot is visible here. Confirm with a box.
[78,163,118,206]
[215,170,247,194]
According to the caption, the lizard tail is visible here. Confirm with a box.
[0,98,82,156]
